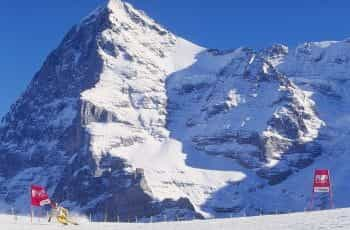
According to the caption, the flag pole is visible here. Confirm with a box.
[309,190,314,211]
[29,185,33,224]
[329,170,334,209]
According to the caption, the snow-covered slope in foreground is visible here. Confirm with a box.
[1,208,350,230]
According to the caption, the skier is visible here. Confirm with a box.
[57,205,69,225]
[48,201,78,225]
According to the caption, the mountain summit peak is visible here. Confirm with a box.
[106,0,125,11]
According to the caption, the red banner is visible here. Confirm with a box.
[31,185,51,207]
[313,169,331,193]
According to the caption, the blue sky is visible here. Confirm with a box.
[1,0,350,118]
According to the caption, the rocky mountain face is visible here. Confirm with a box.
[169,47,324,185]
[1,0,350,220]
[0,0,200,220]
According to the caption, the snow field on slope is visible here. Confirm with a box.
[89,125,249,217]
[1,208,350,230]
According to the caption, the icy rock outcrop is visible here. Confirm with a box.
[169,48,324,185]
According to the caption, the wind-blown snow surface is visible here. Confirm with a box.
[1,208,350,230]
[1,0,350,221]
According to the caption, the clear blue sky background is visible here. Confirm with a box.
[1,0,349,118]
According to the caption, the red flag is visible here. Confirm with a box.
[31,185,51,207]
[313,169,331,193]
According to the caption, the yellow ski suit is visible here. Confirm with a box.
[57,207,69,225]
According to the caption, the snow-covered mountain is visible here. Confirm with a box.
[1,0,350,220]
